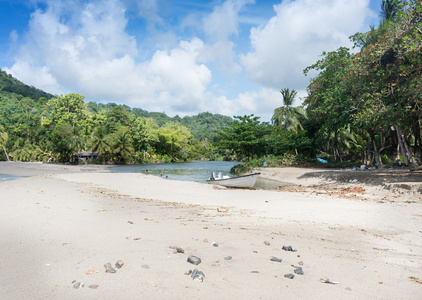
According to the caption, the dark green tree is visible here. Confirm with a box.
[216,115,272,160]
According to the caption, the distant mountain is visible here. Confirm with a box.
[0,69,55,100]
[88,103,233,141]
[0,69,232,142]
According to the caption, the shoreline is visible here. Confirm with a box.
[0,162,421,298]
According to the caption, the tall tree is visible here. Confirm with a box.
[0,125,10,161]
[271,88,306,133]
[380,0,398,21]
[216,115,271,160]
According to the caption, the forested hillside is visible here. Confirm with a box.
[0,69,232,163]
[0,70,55,100]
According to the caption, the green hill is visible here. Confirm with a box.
[0,69,55,100]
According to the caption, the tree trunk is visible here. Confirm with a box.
[395,125,409,165]
[396,125,417,167]
[371,135,382,168]
[3,145,10,161]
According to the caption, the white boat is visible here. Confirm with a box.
[207,173,260,188]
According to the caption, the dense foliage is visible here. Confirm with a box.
[304,0,421,167]
[0,71,232,163]
[1,1,420,169]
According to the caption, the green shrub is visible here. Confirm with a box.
[381,154,391,165]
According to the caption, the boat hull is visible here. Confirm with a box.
[207,173,260,188]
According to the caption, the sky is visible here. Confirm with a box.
[0,0,383,121]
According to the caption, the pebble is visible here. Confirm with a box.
[187,256,201,265]
[104,263,116,273]
[282,246,297,252]
[294,267,304,275]
[191,268,205,282]
[89,284,99,289]
[175,247,185,253]
[211,242,219,247]
[250,271,259,273]
[73,282,81,289]
[320,278,339,284]
[115,260,124,269]
[224,256,232,260]
[284,274,295,279]
[298,261,304,266]
[264,241,270,246]
[141,264,150,269]
[270,257,282,262]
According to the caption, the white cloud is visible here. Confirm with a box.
[2,0,378,120]
[241,0,372,91]
[200,0,254,74]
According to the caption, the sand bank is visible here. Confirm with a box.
[0,162,421,299]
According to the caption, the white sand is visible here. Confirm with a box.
[0,162,421,299]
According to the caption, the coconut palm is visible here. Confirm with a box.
[380,0,398,21]
[111,128,134,162]
[69,135,87,153]
[321,125,358,161]
[271,88,306,133]
[0,125,10,161]
[89,126,111,156]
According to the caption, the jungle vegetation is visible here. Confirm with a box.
[0,1,420,169]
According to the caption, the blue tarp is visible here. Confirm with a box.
[317,158,328,164]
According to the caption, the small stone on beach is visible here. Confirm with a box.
[191,268,205,282]
[89,284,99,289]
[282,246,297,252]
[187,256,201,265]
[115,260,124,269]
[284,274,295,279]
[264,241,270,246]
[104,263,116,273]
[270,257,282,262]
[294,267,304,275]
[224,256,232,260]
[175,247,185,253]
[211,242,219,247]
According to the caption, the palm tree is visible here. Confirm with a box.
[89,127,111,156]
[271,88,306,133]
[380,0,398,21]
[0,125,10,161]
[111,128,134,162]
[69,135,87,154]
[321,125,358,162]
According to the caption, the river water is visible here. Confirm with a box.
[109,161,286,189]
[0,174,22,182]
[0,161,286,188]
[109,161,239,183]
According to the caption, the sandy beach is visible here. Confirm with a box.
[0,162,421,299]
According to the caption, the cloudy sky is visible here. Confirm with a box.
[0,0,383,121]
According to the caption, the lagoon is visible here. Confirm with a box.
[109,161,239,183]
[109,161,287,189]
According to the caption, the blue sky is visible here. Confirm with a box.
[0,0,383,121]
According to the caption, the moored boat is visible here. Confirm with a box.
[207,173,260,188]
